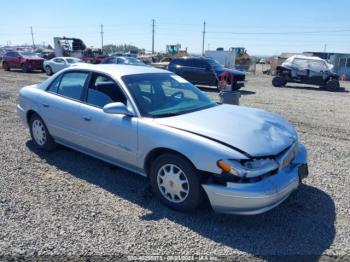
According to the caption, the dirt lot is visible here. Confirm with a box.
[0,69,349,260]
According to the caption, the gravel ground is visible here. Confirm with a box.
[0,69,349,261]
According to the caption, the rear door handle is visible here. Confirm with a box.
[82,116,91,121]
[42,103,49,108]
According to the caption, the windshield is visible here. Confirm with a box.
[207,59,224,69]
[122,73,216,118]
[125,57,145,66]
[19,52,40,58]
[66,58,82,64]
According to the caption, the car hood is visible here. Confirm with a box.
[24,58,44,61]
[216,68,245,76]
[154,104,298,157]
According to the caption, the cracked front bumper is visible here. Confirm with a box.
[202,143,308,215]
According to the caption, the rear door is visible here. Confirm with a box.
[180,59,196,83]
[39,71,89,144]
[78,73,138,167]
[194,60,215,85]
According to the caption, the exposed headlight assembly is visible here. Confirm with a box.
[217,158,279,178]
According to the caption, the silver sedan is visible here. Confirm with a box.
[17,64,308,215]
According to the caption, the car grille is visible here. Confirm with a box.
[29,61,43,66]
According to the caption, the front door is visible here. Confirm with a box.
[78,73,138,167]
[51,58,67,73]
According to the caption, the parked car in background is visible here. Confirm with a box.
[2,51,45,72]
[43,57,85,76]
[17,64,308,215]
[258,58,266,64]
[272,55,340,91]
[167,57,245,90]
[101,56,146,66]
[38,51,56,60]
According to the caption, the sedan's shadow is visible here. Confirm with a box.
[26,141,335,260]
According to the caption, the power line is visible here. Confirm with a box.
[206,29,350,35]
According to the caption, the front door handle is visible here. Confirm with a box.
[42,103,49,108]
[82,116,91,121]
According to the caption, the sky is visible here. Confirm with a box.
[1,0,350,55]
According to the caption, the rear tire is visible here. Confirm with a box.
[149,153,204,212]
[272,76,287,87]
[325,79,340,92]
[3,62,10,71]
[29,114,56,151]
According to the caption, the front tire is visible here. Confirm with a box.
[3,62,10,71]
[325,79,340,92]
[45,65,53,76]
[149,153,204,212]
[29,114,56,151]
[272,76,287,87]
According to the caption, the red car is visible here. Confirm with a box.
[2,51,45,73]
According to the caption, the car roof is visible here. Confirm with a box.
[67,64,169,77]
[290,55,325,61]
[54,57,78,59]
[173,56,211,61]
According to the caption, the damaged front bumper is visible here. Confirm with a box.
[202,143,308,215]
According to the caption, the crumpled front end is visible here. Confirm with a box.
[202,143,308,215]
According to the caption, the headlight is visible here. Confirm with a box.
[217,158,279,178]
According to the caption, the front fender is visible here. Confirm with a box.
[137,119,249,174]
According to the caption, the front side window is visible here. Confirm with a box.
[103,57,116,64]
[122,73,216,117]
[207,59,223,69]
[53,58,65,63]
[57,72,89,100]
[86,74,126,108]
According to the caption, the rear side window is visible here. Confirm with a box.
[194,60,208,68]
[57,72,89,100]
[186,59,196,67]
[47,76,62,93]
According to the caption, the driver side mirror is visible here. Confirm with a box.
[103,102,135,116]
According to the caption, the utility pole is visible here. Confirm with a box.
[202,21,206,56]
[30,26,35,48]
[152,19,155,54]
[324,44,327,53]
[100,24,104,50]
